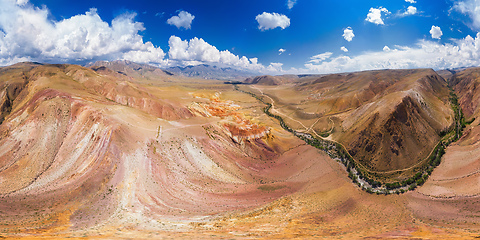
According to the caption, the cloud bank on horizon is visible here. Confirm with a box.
[2,0,480,74]
[0,0,166,66]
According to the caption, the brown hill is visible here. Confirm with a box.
[244,75,298,85]
[404,67,480,229]
[436,69,456,82]
[449,67,480,119]
[253,69,453,175]
[419,67,480,197]
[337,69,452,173]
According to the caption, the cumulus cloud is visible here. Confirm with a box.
[341,46,348,52]
[304,33,480,74]
[255,12,290,31]
[167,10,195,29]
[167,36,286,73]
[15,0,27,6]
[343,27,355,42]
[395,6,419,18]
[405,0,416,3]
[365,7,390,25]
[403,6,417,16]
[383,46,391,52]
[287,0,297,9]
[430,25,443,39]
[0,0,165,66]
[278,48,286,55]
[167,35,266,71]
[453,0,480,30]
[267,62,284,72]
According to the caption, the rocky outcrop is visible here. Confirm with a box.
[189,92,270,143]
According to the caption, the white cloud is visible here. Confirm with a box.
[278,48,286,55]
[15,0,28,6]
[0,1,166,66]
[365,7,390,25]
[167,36,285,73]
[287,0,297,9]
[405,0,416,3]
[404,6,417,15]
[383,46,391,52]
[304,33,480,74]
[453,0,480,30]
[167,35,266,72]
[167,11,194,29]
[343,27,355,42]
[430,25,443,39]
[341,46,348,52]
[267,62,284,72]
[255,12,290,31]
[308,52,332,64]
[396,6,419,17]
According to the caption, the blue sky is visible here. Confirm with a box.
[1,0,480,74]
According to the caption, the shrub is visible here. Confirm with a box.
[416,178,425,186]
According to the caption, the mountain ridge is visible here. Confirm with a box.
[166,64,258,80]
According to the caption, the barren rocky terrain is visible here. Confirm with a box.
[250,69,454,180]
[0,62,480,239]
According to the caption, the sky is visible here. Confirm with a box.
[1,0,480,74]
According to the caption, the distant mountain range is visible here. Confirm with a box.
[86,61,259,81]
[165,64,258,80]
[86,60,174,80]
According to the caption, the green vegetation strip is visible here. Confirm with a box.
[235,84,467,194]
